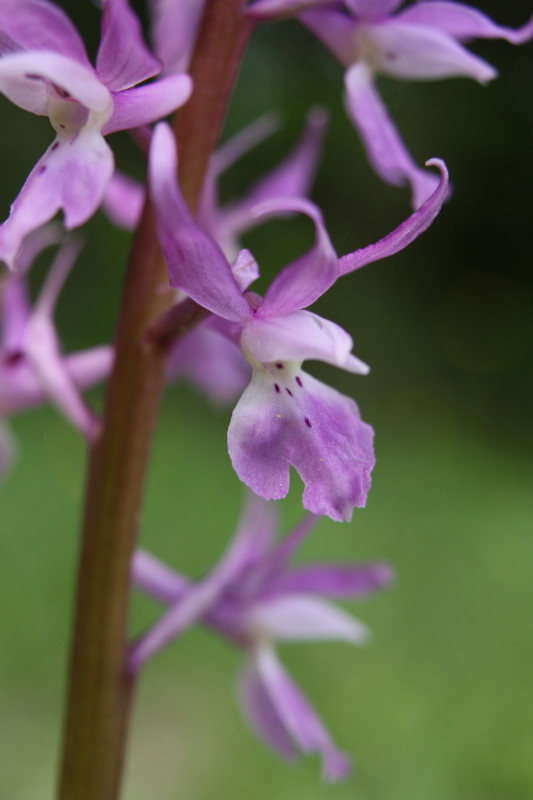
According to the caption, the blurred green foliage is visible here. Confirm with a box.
[0,2,532,798]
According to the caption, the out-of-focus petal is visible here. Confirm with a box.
[255,200,339,316]
[167,323,251,404]
[12,222,62,275]
[1,279,31,351]
[0,422,17,481]
[149,123,253,322]
[231,249,260,292]
[248,0,336,20]
[0,0,90,65]
[346,0,403,19]
[150,0,207,74]
[300,9,358,67]
[241,311,369,374]
[102,74,192,134]
[213,113,281,177]
[254,644,352,781]
[237,660,299,760]
[132,549,190,604]
[396,2,533,45]
[268,562,394,598]
[97,0,161,91]
[228,368,375,521]
[0,51,111,115]
[102,171,144,229]
[338,156,448,273]
[249,594,370,643]
[344,62,440,209]
[0,131,114,269]
[361,19,497,82]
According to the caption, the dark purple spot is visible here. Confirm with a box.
[38,165,47,175]
[275,362,283,369]
[304,417,312,428]
[4,350,24,367]
[59,124,66,129]
[285,388,293,397]
[51,142,59,151]
[295,376,303,387]
[25,73,41,81]
[274,383,280,393]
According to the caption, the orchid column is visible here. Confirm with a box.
[57,3,252,799]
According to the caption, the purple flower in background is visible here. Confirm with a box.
[131,494,394,779]
[149,122,448,520]
[0,0,192,269]
[0,227,112,479]
[103,109,328,405]
[250,0,533,208]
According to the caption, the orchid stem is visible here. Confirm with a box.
[56,4,252,799]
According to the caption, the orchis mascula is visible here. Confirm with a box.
[131,494,393,780]
[250,0,533,208]
[149,122,448,521]
[0,0,192,269]
[0,227,112,479]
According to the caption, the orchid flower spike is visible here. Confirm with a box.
[131,493,394,780]
[149,122,449,520]
[249,0,533,208]
[0,227,113,480]
[0,0,192,269]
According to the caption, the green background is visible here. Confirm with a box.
[1,2,532,798]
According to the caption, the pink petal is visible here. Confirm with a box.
[255,199,339,316]
[254,644,352,781]
[0,50,111,115]
[97,0,161,92]
[241,311,369,374]
[149,123,252,322]
[149,0,207,74]
[102,170,144,229]
[228,367,375,521]
[249,594,370,642]
[102,74,192,134]
[396,2,533,45]
[361,18,497,82]
[346,0,403,18]
[269,562,394,597]
[0,131,114,269]
[248,0,337,20]
[0,0,90,65]
[344,62,441,209]
[132,550,191,605]
[338,156,448,273]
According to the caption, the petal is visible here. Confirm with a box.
[102,74,192,134]
[11,221,62,275]
[149,123,252,322]
[1,278,31,351]
[300,9,359,67]
[362,19,497,82]
[213,113,281,176]
[248,0,339,20]
[167,323,251,404]
[268,562,394,598]
[254,644,352,781]
[149,0,207,74]
[346,0,403,18]
[0,131,114,268]
[231,249,260,292]
[228,367,375,521]
[237,659,299,761]
[241,311,370,374]
[0,51,110,115]
[255,200,339,316]
[132,549,190,604]
[97,0,161,91]
[344,62,441,209]
[0,422,17,481]
[249,594,370,643]
[396,2,533,45]
[338,156,448,274]
[0,0,90,65]
[102,170,144,229]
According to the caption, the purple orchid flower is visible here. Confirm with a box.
[249,0,533,208]
[131,493,394,780]
[0,227,112,479]
[149,122,448,520]
[103,109,328,405]
[0,0,192,269]
[149,0,208,76]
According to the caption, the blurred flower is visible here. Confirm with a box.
[149,122,448,520]
[131,494,393,779]
[0,0,192,268]
[249,0,533,208]
[0,227,112,479]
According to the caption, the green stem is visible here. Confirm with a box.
[57,4,252,799]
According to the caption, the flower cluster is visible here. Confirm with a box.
[1,0,530,788]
